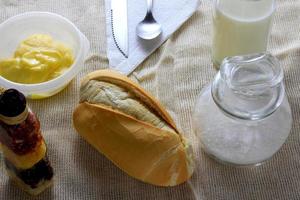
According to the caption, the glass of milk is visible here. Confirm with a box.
[212,0,275,68]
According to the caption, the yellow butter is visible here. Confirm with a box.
[0,34,74,84]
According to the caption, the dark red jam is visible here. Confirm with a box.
[0,111,42,155]
[5,156,53,189]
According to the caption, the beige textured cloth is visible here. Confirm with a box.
[0,0,299,199]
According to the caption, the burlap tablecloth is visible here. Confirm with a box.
[0,0,299,199]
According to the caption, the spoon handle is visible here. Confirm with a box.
[146,0,153,15]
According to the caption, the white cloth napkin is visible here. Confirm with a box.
[105,0,200,75]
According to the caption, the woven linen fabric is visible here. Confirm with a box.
[0,0,299,199]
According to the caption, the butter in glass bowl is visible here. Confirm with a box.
[0,34,74,84]
[0,12,90,99]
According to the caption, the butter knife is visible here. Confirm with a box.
[111,0,128,58]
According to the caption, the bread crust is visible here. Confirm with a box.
[73,70,194,186]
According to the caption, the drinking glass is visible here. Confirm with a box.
[212,0,276,68]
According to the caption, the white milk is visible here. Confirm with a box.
[212,0,275,67]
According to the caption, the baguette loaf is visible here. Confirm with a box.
[73,70,194,186]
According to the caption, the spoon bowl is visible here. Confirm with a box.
[136,0,162,40]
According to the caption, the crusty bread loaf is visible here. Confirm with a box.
[73,69,194,186]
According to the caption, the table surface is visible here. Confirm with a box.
[0,0,300,200]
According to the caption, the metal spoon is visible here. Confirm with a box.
[136,0,162,40]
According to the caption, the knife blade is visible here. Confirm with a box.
[111,0,128,58]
